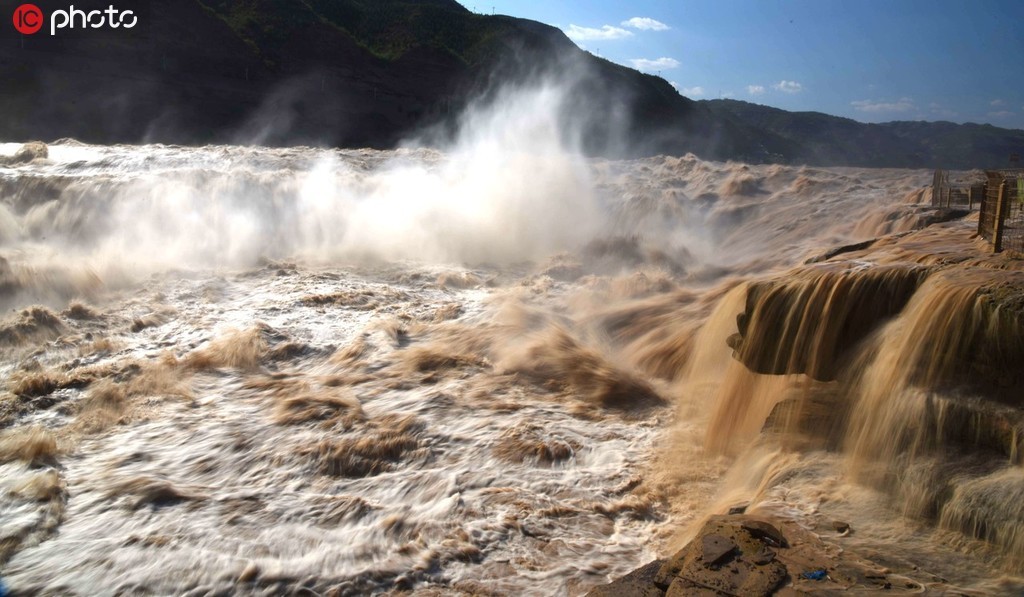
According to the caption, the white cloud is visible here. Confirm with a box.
[564,24,633,42]
[682,86,705,97]
[851,98,915,113]
[630,57,680,71]
[621,17,670,31]
[747,85,765,96]
[773,80,803,93]
[990,99,1005,107]
[721,91,735,99]
[989,110,1014,118]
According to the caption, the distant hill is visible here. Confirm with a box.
[0,0,1021,168]
[703,99,1024,169]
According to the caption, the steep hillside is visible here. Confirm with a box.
[0,1,1020,167]
[0,0,753,157]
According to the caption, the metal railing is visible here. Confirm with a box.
[982,170,1024,254]
[931,169,983,209]
[931,169,1023,254]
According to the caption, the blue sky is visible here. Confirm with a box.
[457,1,1024,130]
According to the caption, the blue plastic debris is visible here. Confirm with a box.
[801,569,828,581]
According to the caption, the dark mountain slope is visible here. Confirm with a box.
[704,99,1024,169]
[0,0,775,158]
[0,1,1020,167]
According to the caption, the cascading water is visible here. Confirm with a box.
[692,227,1024,585]
[3,121,1018,594]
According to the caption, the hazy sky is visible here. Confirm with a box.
[458,1,1024,130]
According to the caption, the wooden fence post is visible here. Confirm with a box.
[978,184,987,237]
[993,181,1008,253]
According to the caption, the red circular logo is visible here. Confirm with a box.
[13,4,43,35]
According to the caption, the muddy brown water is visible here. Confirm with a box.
[0,141,1020,595]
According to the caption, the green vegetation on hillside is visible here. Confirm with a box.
[194,0,556,66]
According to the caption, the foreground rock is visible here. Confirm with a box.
[588,514,922,596]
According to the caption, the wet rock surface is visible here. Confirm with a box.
[586,559,665,597]
[587,514,932,596]
[655,517,787,597]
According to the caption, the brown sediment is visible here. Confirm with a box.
[305,415,425,478]
[62,301,101,320]
[9,369,66,399]
[300,287,410,309]
[78,336,120,357]
[2,353,193,434]
[120,354,193,399]
[493,423,578,466]
[0,426,60,465]
[260,379,363,428]
[432,303,463,322]
[538,252,584,281]
[130,306,177,332]
[75,379,128,432]
[330,336,368,365]
[399,344,488,374]
[72,357,193,433]
[0,462,67,567]
[0,306,65,346]
[494,326,664,410]
[718,172,763,196]
[107,475,205,510]
[591,494,660,520]
[11,468,63,502]
[374,318,413,348]
[606,270,678,299]
[8,357,134,399]
[305,495,378,526]
[184,326,269,372]
[266,341,314,362]
[0,257,104,310]
[436,271,481,289]
[588,287,707,381]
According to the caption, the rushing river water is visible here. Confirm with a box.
[0,137,1021,595]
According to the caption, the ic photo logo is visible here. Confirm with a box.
[12,3,138,36]
[12,4,42,34]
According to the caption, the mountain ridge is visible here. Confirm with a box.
[0,0,1020,168]
[703,98,1024,168]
